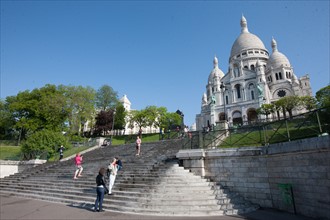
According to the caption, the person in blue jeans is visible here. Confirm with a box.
[94,167,108,212]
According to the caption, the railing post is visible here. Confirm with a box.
[263,125,267,146]
[285,119,291,141]
[316,110,323,134]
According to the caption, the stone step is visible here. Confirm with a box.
[0,182,224,200]
[1,176,209,186]
[0,139,259,216]
[0,186,220,206]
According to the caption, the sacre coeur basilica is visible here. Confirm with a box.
[195,16,312,131]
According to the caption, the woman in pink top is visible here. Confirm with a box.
[73,153,83,179]
[136,136,141,156]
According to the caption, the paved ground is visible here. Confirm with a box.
[0,194,314,220]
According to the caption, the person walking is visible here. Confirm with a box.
[94,167,108,212]
[108,158,117,195]
[115,157,123,171]
[135,136,141,156]
[73,153,83,179]
[59,145,65,160]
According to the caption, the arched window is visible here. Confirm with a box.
[279,72,282,79]
[286,72,288,78]
[250,65,255,71]
[248,83,255,100]
[235,84,241,99]
[275,73,279,80]
[225,96,228,104]
[233,65,240,77]
[251,90,255,100]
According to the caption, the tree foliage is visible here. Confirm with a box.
[127,106,181,132]
[300,96,317,111]
[275,95,302,118]
[128,109,149,130]
[96,85,118,111]
[5,85,69,142]
[59,85,96,136]
[114,103,126,130]
[315,85,330,123]
[0,100,16,139]
[316,85,330,108]
[257,104,274,120]
[94,109,114,136]
[21,129,70,160]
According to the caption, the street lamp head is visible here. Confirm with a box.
[220,81,225,91]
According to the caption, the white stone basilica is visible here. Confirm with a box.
[196,16,312,130]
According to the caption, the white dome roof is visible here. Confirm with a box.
[208,56,224,82]
[230,16,267,58]
[208,68,225,82]
[267,38,291,69]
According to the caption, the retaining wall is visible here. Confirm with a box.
[176,136,330,219]
[0,159,47,178]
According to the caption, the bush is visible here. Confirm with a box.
[21,130,70,160]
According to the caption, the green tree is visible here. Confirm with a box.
[114,103,126,130]
[164,112,182,130]
[6,85,69,143]
[21,129,70,160]
[144,106,160,128]
[316,85,330,108]
[153,107,168,130]
[32,84,69,131]
[59,85,96,136]
[257,103,275,121]
[300,96,317,111]
[315,85,330,124]
[273,101,282,120]
[95,85,118,111]
[128,109,149,131]
[275,96,302,119]
[0,100,16,139]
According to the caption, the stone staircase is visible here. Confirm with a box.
[0,139,258,216]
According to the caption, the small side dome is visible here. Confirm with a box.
[208,56,225,83]
[267,38,291,69]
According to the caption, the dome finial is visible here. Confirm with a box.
[271,37,278,52]
[213,55,218,68]
[240,15,249,33]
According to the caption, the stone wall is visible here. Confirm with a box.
[176,136,330,219]
[0,159,47,178]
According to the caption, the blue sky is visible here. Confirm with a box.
[1,0,329,126]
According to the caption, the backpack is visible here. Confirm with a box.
[117,160,123,171]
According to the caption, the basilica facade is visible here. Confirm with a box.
[196,16,312,131]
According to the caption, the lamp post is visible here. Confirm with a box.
[176,109,184,128]
[110,108,116,145]
[176,109,184,137]
[220,82,227,121]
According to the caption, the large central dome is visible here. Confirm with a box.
[230,16,267,58]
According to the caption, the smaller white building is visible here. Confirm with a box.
[116,94,159,135]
